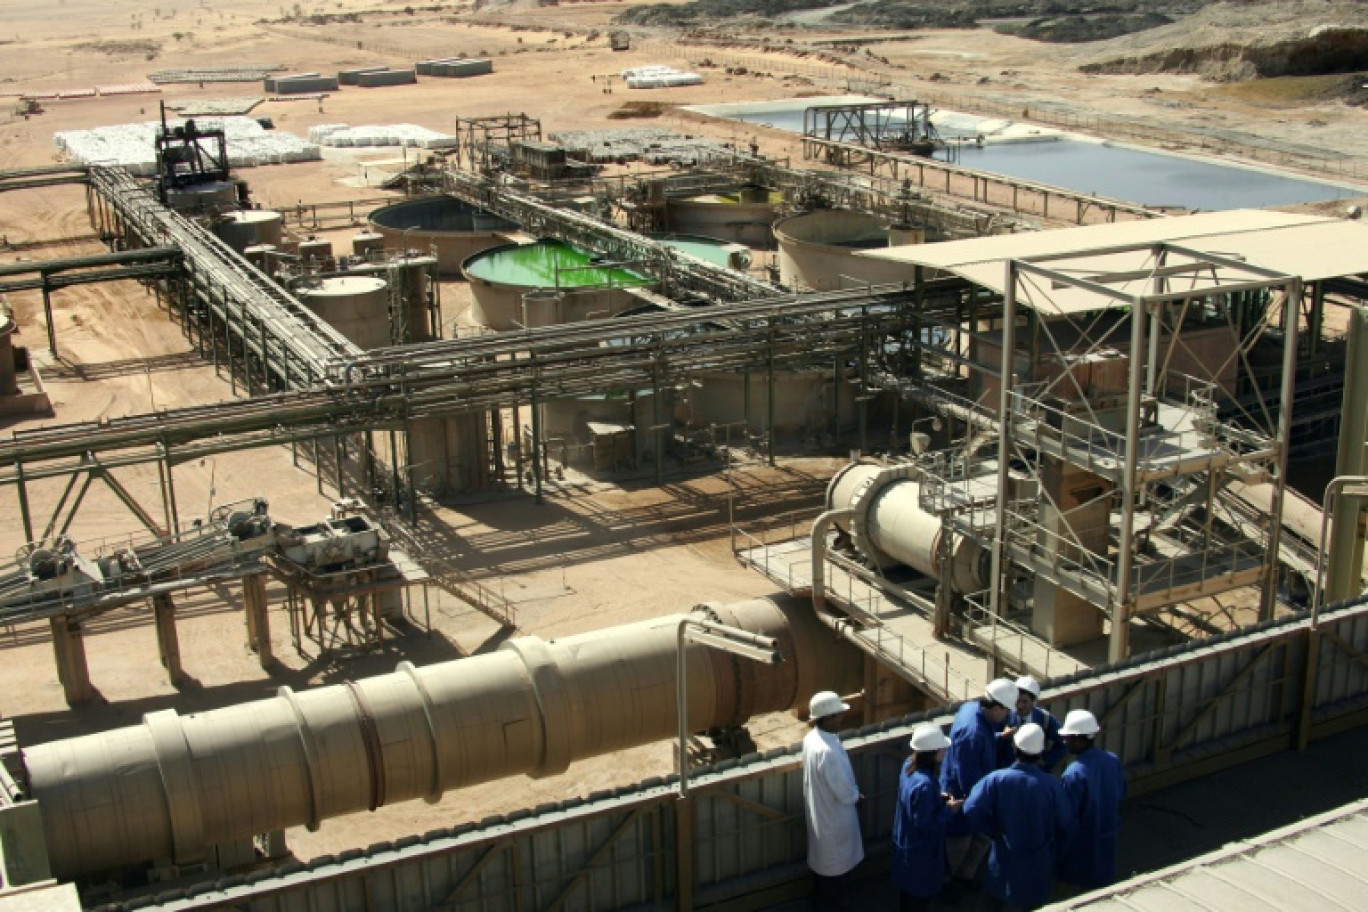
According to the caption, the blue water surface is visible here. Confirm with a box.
[690,99,1360,210]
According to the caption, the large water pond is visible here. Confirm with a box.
[686,97,1362,210]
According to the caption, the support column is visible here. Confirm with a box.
[153,593,186,685]
[1327,306,1368,603]
[242,574,273,667]
[50,617,93,705]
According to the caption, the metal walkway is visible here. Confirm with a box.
[88,166,362,389]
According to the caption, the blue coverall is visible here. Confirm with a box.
[1057,746,1127,888]
[963,761,1074,910]
[891,765,954,899]
[940,700,1003,837]
[999,705,1067,771]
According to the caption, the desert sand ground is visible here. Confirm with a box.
[2,0,1367,864]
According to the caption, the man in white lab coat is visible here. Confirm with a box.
[802,690,863,909]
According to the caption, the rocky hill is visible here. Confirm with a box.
[1076,2,1368,80]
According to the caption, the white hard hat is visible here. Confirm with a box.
[1015,676,1041,698]
[985,678,1019,707]
[1059,709,1101,737]
[1014,722,1046,755]
[809,691,850,720]
[909,723,951,752]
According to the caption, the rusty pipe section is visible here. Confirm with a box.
[23,596,854,878]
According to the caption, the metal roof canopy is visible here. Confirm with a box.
[859,210,1368,314]
[1047,797,1368,911]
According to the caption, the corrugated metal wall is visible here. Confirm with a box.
[97,602,1368,912]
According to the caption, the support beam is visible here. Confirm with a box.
[49,617,93,705]
[242,574,272,667]
[152,592,186,685]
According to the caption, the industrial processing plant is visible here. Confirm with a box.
[3,2,1368,910]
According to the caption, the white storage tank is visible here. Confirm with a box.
[294,276,392,350]
[213,210,284,253]
[774,209,924,291]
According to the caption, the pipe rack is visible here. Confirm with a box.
[0,282,965,484]
[87,167,362,390]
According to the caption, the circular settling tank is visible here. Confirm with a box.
[369,197,521,275]
[649,233,752,270]
[665,187,778,248]
[213,210,284,253]
[294,276,392,350]
[462,240,654,331]
[774,209,924,291]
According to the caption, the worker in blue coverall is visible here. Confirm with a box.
[998,676,1066,772]
[1056,709,1127,891]
[892,723,963,911]
[963,723,1074,911]
[941,678,1019,892]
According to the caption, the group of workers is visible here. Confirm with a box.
[802,677,1126,911]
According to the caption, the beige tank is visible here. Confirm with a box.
[295,276,392,350]
[368,197,521,275]
[352,231,385,260]
[297,237,334,267]
[213,210,284,253]
[24,597,858,877]
[774,209,922,292]
[666,187,777,248]
[242,243,276,271]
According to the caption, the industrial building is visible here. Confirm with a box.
[1,94,1367,912]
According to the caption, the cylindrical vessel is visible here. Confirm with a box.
[369,197,520,275]
[212,210,283,253]
[774,209,922,292]
[391,256,434,342]
[352,231,385,260]
[297,237,333,267]
[242,243,276,271]
[666,188,777,248]
[827,461,988,593]
[462,240,654,331]
[24,597,857,878]
[295,276,392,350]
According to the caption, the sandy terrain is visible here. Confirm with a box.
[1,0,1366,866]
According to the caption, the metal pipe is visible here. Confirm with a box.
[1313,475,1368,626]
[23,596,853,878]
[1327,308,1368,603]
[1261,279,1301,620]
[811,508,855,615]
[1110,297,1148,664]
